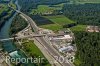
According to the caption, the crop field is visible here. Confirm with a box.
[39,15,75,32]
[30,3,87,32]
[40,24,63,32]
[32,13,86,32]
[32,15,54,26]
[43,15,75,26]
[30,3,65,15]
[70,25,87,32]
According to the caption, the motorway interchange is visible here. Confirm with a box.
[0,5,76,66]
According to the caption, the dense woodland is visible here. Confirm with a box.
[74,32,100,66]
[63,4,100,26]
[18,0,68,13]
[10,14,28,35]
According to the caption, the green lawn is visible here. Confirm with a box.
[70,25,87,32]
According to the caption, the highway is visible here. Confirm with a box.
[8,5,74,66]
[19,12,74,66]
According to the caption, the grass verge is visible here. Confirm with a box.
[22,40,51,66]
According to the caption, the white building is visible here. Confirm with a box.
[59,46,74,53]
[50,35,73,42]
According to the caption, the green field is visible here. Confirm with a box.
[22,40,44,57]
[39,15,75,32]
[43,15,75,26]
[40,24,62,32]
[22,40,51,66]
[31,3,65,15]
[30,3,87,32]
[70,25,87,32]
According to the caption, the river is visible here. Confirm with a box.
[0,0,34,66]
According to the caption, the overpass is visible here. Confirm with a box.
[0,34,65,42]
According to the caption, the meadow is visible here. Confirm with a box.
[30,3,65,15]
[34,15,75,32]
[70,25,87,32]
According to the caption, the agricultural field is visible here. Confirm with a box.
[70,25,87,32]
[39,15,75,32]
[30,3,65,15]
[40,24,63,32]
[30,2,87,32]
[43,15,75,26]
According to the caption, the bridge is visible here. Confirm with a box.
[0,34,65,42]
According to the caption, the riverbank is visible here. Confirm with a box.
[0,1,16,30]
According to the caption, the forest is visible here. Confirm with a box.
[63,4,100,26]
[74,31,100,66]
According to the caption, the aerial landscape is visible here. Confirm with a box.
[0,0,100,66]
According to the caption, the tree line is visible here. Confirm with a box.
[63,4,100,26]
[74,31,100,66]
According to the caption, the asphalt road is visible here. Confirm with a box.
[20,13,74,66]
